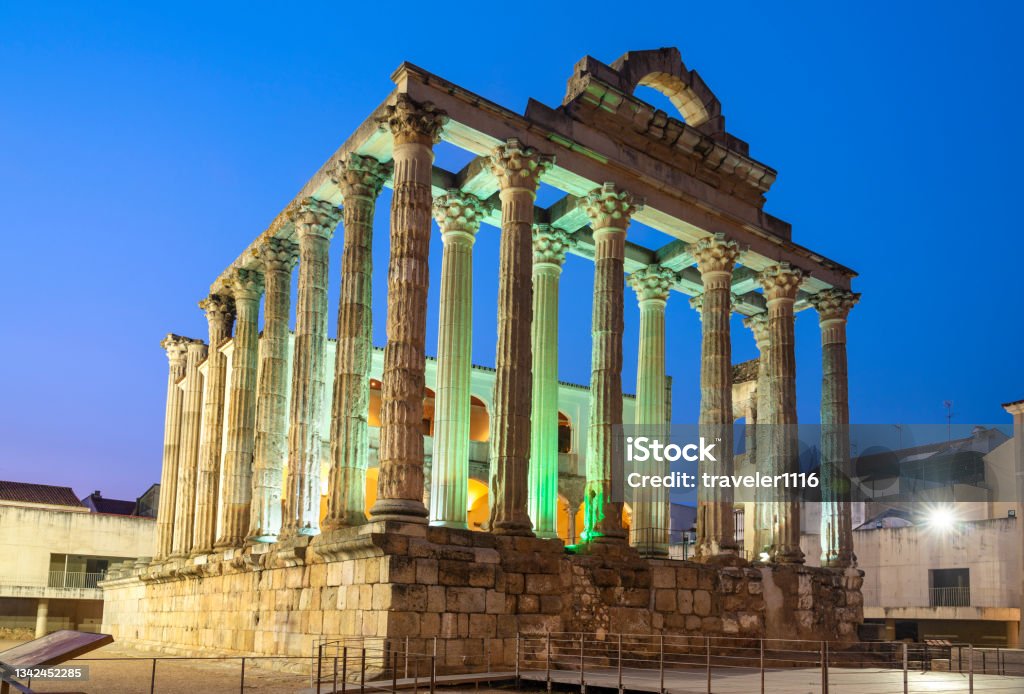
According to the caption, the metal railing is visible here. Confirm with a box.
[515,632,1024,693]
[47,570,106,589]
[930,586,971,607]
[312,638,438,693]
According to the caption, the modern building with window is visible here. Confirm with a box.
[0,481,156,637]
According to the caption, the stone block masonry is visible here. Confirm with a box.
[101,523,862,672]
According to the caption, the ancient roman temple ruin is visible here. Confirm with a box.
[101,48,864,665]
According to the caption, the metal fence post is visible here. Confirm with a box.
[580,633,586,693]
[342,646,348,694]
[820,641,827,694]
[413,656,419,694]
[392,645,398,692]
[430,654,436,694]
[705,636,711,694]
[360,648,366,694]
[333,656,338,694]
[659,634,665,694]
[546,631,552,692]
[405,635,410,679]
[240,656,246,694]
[759,639,764,694]
[902,642,908,694]
[317,644,323,694]
[968,644,973,694]
[150,658,157,694]
[617,633,623,694]
[514,634,520,686]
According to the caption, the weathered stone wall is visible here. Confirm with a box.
[101,522,861,672]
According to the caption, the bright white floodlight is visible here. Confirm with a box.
[927,507,956,531]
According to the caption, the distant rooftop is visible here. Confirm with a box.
[0,480,86,509]
[81,490,139,516]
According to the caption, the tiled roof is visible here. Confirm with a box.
[0,480,85,508]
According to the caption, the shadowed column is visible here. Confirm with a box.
[323,154,389,530]
[487,139,553,536]
[810,288,859,567]
[430,190,485,528]
[691,234,740,561]
[155,334,189,560]
[247,237,298,542]
[627,264,676,555]
[759,263,805,564]
[171,338,207,557]
[529,225,575,539]
[215,268,264,549]
[743,312,772,557]
[582,182,642,544]
[193,294,235,555]
[284,198,341,537]
[370,94,447,522]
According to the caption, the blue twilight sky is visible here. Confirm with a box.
[0,2,1021,500]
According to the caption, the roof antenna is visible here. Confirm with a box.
[943,400,955,441]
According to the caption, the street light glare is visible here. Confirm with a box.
[927,507,956,531]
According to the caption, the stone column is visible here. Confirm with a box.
[529,225,574,539]
[247,237,298,542]
[429,191,485,528]
[34,598,48,638]
[810,289,859,567]
[283,198,341,538]
[627,264,676,555]
[155,335,188,560]
[582,183,642,544]
[1005,400,1024,647]
[215,269,264,549]
[758,263,804,563]
[321,154,389,530]
[691,234,741,560]
[743,312,772,557]
[370,94,447,522]
[192,294,235,555]
[171,338,208,557]
[487,139,553,536]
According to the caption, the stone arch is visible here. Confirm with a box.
[610,48,722,131]
[557,410,573,453]
[470,394,490,442]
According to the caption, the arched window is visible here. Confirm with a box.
[470,396,490,442]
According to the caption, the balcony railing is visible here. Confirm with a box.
[47,570,107,589]
[929,585,971,607]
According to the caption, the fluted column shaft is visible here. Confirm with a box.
[323,155,388,530]
[487,140,552,536]
[628,265,675,555]
[529,226,574,538]
[744,313,772,556]
[248,238,298,542]
[759,264,804,563]
[429,192,484,528]
[284,199,340,537]
[192,295,235,554]
[155,335,189,560]
[370,95,447,522]
[215,270,264,548]
[811,289,859,567]
[171,339,207,557]
[692,235,740,559]
[582,183,641,543]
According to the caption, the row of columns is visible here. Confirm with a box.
[153,93,858,567]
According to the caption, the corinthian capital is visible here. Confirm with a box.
[490,138,554,192]
[433,190,485,236]
[252,237,299,273]
[758,263,804,301]
[582,183,643,231]
[532,224,575,266]
[331,153,390,201]
[199,293,235,325]
[691,233,740,276]
[379,93,448,145]
[227,267,265,302]
[291,197,341,239]
[743,312,770,348]
[809,288,860,322]
[161,333,190,366]
[628,264,676,303]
